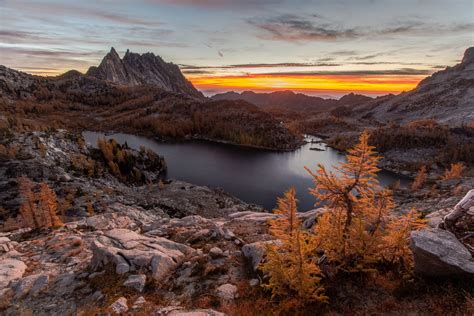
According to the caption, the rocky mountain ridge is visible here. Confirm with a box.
[86,48,204,99]
[354,47,474,126]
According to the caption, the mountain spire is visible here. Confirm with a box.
[86,48,203,99]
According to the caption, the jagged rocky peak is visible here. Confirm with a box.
[86,47,204,99]
[461,46,474,64]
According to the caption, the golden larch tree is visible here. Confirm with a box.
[305,131,381,262]
[38,182,63,228]
[306,131,425,273]
[411,165,427,191]
[17,177,63,229]
[17,176,40,228]
[260,188,327,304]
[377,209,426,275]
[442,162,465,180]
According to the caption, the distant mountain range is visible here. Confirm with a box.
[86,47,204,99]
[212,48,473,126]
[211,90,372,112]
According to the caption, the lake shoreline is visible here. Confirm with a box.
[83,130,409,211]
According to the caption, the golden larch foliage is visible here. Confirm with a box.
[17,177,63,229]
[442,163,465,180]
[87,201,94,216]
[38,183,63,228]
[260,188,327,304]
[306,131,426,273]
[411,165,427,191]
[17,176,40,228]
[305,131,381,262]
[97,138,115,162]
[376,210,426,275]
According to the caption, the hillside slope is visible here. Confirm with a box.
[354,47,474,126]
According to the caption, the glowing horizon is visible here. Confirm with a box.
[187,73,424,96]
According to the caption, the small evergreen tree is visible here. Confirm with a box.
[442,162,465,180]
[38,182,63,228]
[17,177,63,229]
[411,165,427,190]
[17,176,40,228]
[260,188,327,304]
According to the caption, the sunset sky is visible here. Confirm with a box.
[1,0,473,97]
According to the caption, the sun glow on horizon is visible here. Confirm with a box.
[188,73,424,95]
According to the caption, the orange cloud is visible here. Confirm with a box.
[187,73,423,94]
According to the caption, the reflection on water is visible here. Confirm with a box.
[83,132,408,211]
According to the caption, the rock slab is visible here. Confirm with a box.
[0,259,26,289]
[411,228,474,276]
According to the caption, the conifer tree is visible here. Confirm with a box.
[306,131,425,273]
[305,131,380,259]
[17,177,63,229]
[38,182,63,227]
[442,162,465,180]
[17,176,40,228]
[411,165,427,190]
[261,188,327,304]
[377,209,426,275]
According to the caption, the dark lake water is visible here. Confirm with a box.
[83,131,408,211]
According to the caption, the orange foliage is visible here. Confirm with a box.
[38,183,63,227]
[442,163,465,180]
[17,177,63,229]
[306,131,426,273]
[260,188,327,304]
[411,165,427,190]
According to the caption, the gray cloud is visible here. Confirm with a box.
[180,62,341,70]
[352,61,426,66]
[13,2,163,26]
[121,39,189,48]
[249,14,474,42]
[179,60,432,70]
[258,68,433,76]
[146,0,284,9]
[0,46,104,59]
[331,50,359,56]
[249,14,359,41]
[182,69,215,75]
[350,53,386,60]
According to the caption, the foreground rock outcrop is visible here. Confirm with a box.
[91,228,195,281]
[411,228,474,276]
[0,199,275,314]
[411,190,474,277]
